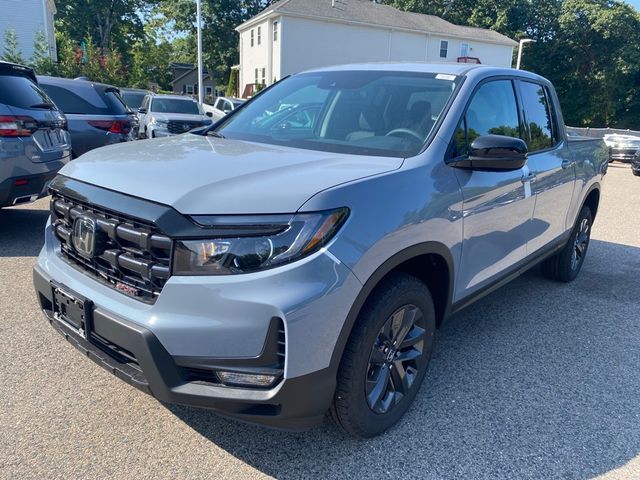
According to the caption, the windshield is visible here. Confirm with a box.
[122,91,147,109]
[151,98,201,115]
[216,71,460,157]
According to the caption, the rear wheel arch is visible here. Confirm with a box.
[583,185,600,219]
[330,243,454,372]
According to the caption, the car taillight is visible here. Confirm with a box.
[88,120,131,134]
[0,115,38,137]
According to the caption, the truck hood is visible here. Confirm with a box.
[59,134,403,214]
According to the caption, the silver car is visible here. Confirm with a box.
[34,64,607,436]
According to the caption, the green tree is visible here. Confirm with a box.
[55,0,156,57]
[30,30,57,75]
[1,29,26,64]
[226,70,238,97]
[156,0,273,83]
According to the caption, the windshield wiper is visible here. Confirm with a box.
[29,102,56,110]
[207,131,226,139]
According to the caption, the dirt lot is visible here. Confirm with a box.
[1,163,639,479]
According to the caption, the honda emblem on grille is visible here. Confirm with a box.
[72,215,96,259]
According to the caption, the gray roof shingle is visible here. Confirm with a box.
[242,0,517,47]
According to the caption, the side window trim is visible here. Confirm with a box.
[446,76,523,163]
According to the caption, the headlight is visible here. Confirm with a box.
[151,118,168,126]
[173,208,349,275]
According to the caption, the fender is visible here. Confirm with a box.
[328,241,455,373]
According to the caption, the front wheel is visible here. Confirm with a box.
[541,205,593,282]
[330,273,436,437]
[632,169,640,177]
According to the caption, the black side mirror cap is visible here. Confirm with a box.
[138,107,147,114]
[206,111,213,117]
[451,134,528,171]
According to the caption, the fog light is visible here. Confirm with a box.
[216,371,278,388]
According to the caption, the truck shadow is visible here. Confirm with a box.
[0,201,49,257]
[169,238,640,479]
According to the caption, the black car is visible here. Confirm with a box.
[632,151,640,177]
[37,76,137,157]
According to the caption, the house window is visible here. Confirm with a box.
[460,43,469,57]
[273,21,278,42]
[439,40,448,58]
[205,86,213,96]
[251,29,254,47]
[186,84,194,95]
[257,26,261,45]
[255,68,259,85]
[261,68,266,85]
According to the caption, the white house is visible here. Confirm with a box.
[236,0,517,97]
[0,0,57,61]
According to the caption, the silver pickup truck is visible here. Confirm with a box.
[33,64,608,437]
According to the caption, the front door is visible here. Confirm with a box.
[449,79,536,301]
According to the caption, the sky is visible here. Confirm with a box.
[628,0,640,10]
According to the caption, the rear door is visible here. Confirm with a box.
[450,78,536,300]
[516,80,576,253]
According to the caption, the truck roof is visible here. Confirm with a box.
[303,62,549,84]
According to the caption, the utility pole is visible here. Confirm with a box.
[516,39,536,70]
[196,0,204,104]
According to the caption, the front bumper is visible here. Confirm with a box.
[33,217,363,429]
[34,264,342,429]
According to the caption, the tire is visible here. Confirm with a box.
[633,169,640,177]
[330,273,436,437]
[540,205,593,282]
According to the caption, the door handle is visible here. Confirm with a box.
[521,172,537,183]
[561,159,575,169]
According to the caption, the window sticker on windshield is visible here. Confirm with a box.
[436,74,457,81]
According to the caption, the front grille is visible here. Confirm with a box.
[51,193,172,303]
[167,120,202,135]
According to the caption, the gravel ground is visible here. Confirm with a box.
[1,163,639,480]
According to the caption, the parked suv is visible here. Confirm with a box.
[0,62,70,208]
[37,76,136,157]
[34,64,608,437]
[137,94,211,138]
[204,96,245,122]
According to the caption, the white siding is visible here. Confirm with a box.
[0,0,54,61]
[238,14,514,96]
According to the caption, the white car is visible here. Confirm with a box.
[137,94,212,139]
[205,97,245,122]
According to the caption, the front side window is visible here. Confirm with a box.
[215,71,460,158]
[440,40,448,58]
[451,80,521,158]
[519,81,556,152]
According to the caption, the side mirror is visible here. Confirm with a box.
[206,111,213,117]
[138,107,147,114]
[452,134,528,171]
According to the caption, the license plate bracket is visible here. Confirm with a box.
[51,282,93,338]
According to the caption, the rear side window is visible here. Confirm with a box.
[41,84,110,115]
[519,81,556,152]
[0,74,52,109]
[451,79,521,158]
[40,83,129,115]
